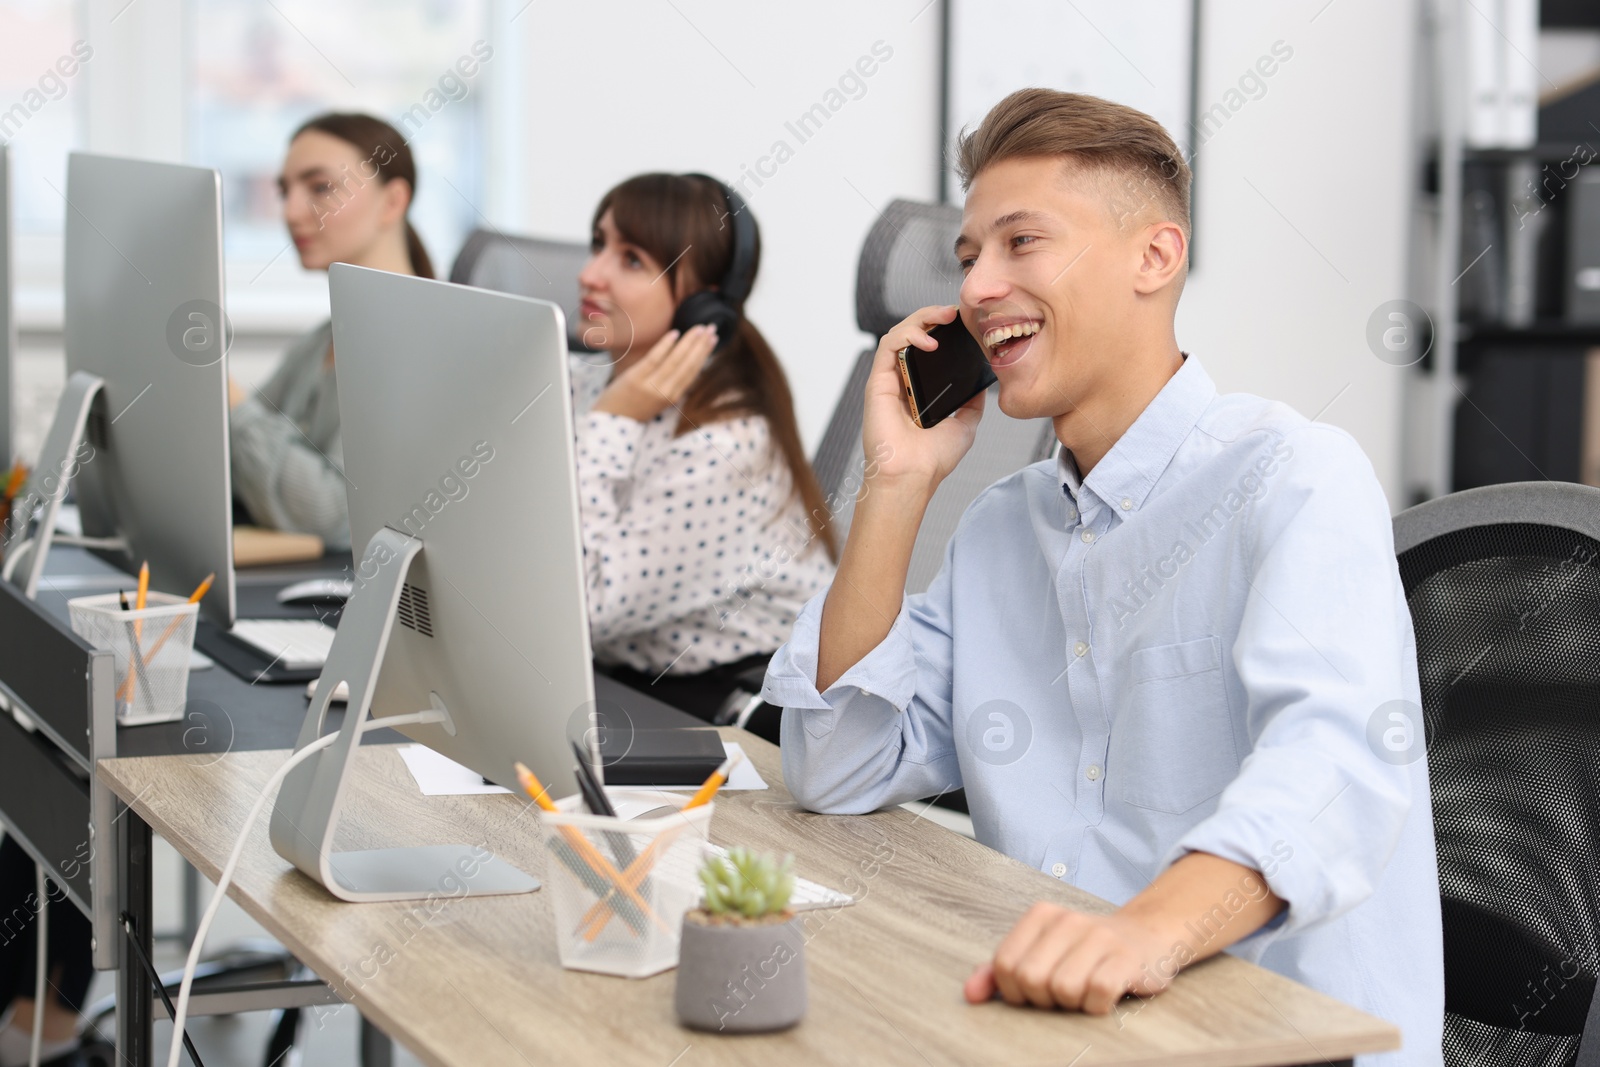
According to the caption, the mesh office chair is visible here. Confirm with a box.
[716,201,1056,742]
[449,229,599,352]
[1394,481,1600,1067]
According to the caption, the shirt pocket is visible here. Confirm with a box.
[1108,635,1240,815]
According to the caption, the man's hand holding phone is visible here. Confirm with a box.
[815,304,987,693]
[862,304,987,500]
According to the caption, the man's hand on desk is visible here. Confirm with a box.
[964,851,1286,1014]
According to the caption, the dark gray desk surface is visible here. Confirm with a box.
[33,546,705,760]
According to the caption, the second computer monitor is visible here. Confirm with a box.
[328,263,594,797]
[0,144,13,471]
[63,152,236,626]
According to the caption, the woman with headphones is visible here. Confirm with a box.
[228,112,433,550]
[574,173,838,729]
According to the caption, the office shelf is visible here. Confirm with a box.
[1459,321,1600,346]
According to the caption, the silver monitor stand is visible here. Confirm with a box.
[271,264,595,902]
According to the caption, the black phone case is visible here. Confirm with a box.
[899,319,997,428]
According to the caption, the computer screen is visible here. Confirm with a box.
[63,152,236,627]
[324,262,593,798]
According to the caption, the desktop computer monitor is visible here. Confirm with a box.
[0,145,12,472]
[62,152,236,626]
[333,262,593,792]
[270,263,593,900]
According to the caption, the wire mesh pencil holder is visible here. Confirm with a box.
[68,591,198,725]
[538,793,715,978]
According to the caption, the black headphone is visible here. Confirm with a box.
[669,173,757,347]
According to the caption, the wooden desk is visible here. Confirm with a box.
[99,730,1399,1067]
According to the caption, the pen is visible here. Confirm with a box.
[569,741,644,894]
[513,762,668,935]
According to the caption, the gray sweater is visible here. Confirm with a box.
[229,321,350,549]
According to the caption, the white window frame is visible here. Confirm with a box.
[14,0,523,333]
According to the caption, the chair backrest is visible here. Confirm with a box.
[1393,481,1600,1066]
[812,199,1056,594]
[449,229,597,352]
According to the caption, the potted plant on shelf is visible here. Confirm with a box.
[675,847,807,1033]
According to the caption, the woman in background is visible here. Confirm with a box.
[228,112,433,549]
[573,173,838,731]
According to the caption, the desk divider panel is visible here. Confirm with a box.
[0,578,119,967]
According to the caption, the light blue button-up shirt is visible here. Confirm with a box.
[766,356,1443,1066]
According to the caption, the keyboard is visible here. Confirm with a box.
[657,841,854,911]
[229,618,338,670]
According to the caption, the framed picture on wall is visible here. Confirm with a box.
[942,0,1200,254]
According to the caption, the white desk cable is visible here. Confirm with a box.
[164,708,448,1067]
[29,862,46,1067]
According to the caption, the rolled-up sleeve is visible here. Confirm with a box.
[1166,425,1419,941]
[769,539,964,815]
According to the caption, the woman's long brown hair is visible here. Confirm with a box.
[292,112,435,280]
[594,173,836,563]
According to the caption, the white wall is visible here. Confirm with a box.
[512,0,942,452]
[14,0,1419,509]
[1176,0,1417,508]
[513,0,1417,508]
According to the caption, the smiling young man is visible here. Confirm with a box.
[763,89,1443,1063]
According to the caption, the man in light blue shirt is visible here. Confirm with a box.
[765,88,1442,1064]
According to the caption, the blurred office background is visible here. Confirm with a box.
[6,0,1599,511]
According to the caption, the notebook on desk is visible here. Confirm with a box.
[304,671,726,785]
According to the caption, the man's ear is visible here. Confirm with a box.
[1133,220,1187,295]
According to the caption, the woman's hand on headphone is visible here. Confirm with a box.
[591,323,719,423]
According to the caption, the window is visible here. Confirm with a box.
[188,0,493,285]
[0,0,85,233]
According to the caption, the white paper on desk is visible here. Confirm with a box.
[397,740,767,797]
[397,744,512,796]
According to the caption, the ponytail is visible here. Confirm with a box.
[677,318,838,564]
[404,220,435,280]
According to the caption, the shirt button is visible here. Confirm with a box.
[1120,497,1133,511]
[1073,641,1087,657]
[1080,529,1095,544]
[1086,764,1101,781]
[1051,862,1067,878]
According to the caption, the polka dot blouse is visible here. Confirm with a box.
[569,355,837,677]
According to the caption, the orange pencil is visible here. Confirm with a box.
[119,562,152,704]
[580,749,742,938]
[685,750,742,810]
[118,573,215,701]
[513,762,669,935]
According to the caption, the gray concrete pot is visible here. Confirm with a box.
[674,910,807,1033]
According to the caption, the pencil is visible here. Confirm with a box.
[686,750,743,809]
[513,762,669,935]
[120,562,152,706]
[581,751,742,938]
[118,572,216,700]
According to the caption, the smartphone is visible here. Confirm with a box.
[896,317,998,428]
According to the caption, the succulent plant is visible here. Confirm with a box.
[698,847,795,920]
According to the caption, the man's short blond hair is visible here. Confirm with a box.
[956,88,1192,242]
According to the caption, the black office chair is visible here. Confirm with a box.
[715,201,1056,767]
[1394,481,1600,1067]
[449,229,600,353]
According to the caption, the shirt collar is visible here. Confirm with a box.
[1058,354,1216,515]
